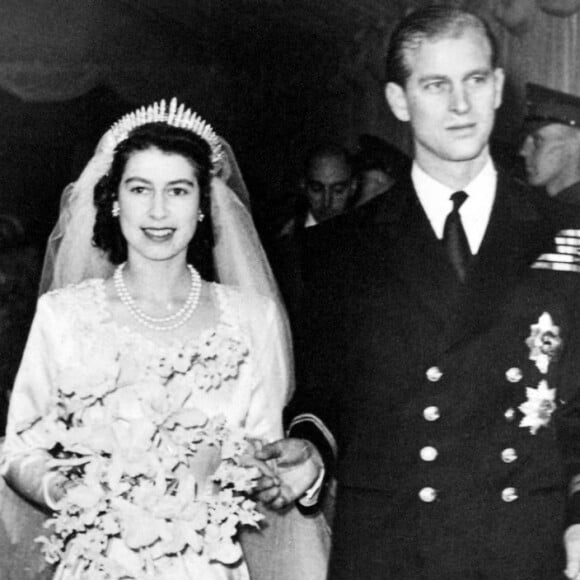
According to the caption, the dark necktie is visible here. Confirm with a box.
[443,190,471,282]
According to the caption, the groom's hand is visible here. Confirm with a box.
[253,438,323,510]
[565,524,580,579]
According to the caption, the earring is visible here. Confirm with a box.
[198,211,205,223]
[112,202,120,218]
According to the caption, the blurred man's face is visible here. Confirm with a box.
[305,156,355,222]
[519,124,577,194]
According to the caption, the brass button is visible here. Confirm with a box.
[423,406,441,421]
[501,448,517,463]
[501,487,518,502]
[504,408,516,422]
[419,487,437,502]
[420,446,438,462]
[426,367,443,382]
[505,367,523,383]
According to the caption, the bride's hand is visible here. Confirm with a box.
[237,437,280,482]
[238,453,279,479]
[44,472,78,507]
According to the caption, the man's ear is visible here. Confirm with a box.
[493,67,505,110]
[385,82,410,122]
[570,128,580,168]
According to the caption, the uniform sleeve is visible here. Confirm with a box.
[555,266,580,526]
[560,368,580,525]
[283,222,353,478]
[285,302,341,477]
[1,294,65,508]
[243,296,291,443]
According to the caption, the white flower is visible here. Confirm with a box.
[38,337,260,576]
[518,379,557,434]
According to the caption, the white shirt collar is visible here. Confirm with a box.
[412,159,497,254]
[304,212,318,228]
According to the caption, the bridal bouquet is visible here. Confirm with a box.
[36,333,263,579]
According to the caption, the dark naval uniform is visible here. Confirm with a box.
[288,171,580,579]
[558,181,580,206]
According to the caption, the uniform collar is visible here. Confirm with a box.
[304,212,318,228]
[412,159,497,254]
[556,181,580,206]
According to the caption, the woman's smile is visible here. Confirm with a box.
[142,227,176,241]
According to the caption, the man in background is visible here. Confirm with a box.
[278,143,357,237]
[271,143,357,323]
[520,83,580,203]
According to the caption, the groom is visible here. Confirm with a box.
[257,6,580,580]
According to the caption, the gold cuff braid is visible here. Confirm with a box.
[569,474,580,496]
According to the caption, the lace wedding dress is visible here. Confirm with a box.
[1,280,291,580]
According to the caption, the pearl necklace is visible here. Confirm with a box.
[113,263,202,331]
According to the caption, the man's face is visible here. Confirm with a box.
[305,156,355,222]
[386,29,504,173]
[519,124,575,191]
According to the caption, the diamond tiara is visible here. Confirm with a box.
[107,98,224,172]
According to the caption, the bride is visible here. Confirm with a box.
[0,101,329,579]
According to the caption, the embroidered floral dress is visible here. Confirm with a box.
[1,279,290,580]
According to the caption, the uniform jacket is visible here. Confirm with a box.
[288,171,580,579]
[558,180,580,206]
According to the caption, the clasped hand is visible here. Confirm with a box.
[565,524,580,579]
[241,438,323,510]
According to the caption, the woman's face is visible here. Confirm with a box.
[116,147,201,265]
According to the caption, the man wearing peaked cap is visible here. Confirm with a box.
[520,83,580,202]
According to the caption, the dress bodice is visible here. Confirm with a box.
[4,279,289,455]
[1,279,290,580]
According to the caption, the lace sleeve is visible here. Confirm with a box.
[241,292,291,443]
[1,293,66,507]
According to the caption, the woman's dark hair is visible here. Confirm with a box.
[93,122,215,280]
[386,6,499,87]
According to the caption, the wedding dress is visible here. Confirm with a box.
[1,279,290,579]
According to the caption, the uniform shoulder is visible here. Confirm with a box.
[499,171,580,228]
[523,192,580,273]
[301,204,372,269]
[552,199,580,231]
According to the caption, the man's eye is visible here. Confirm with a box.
[469,74,488,86]
[170,187,189,196]
[424,81,445,92]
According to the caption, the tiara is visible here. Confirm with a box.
[107,98,224,172]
